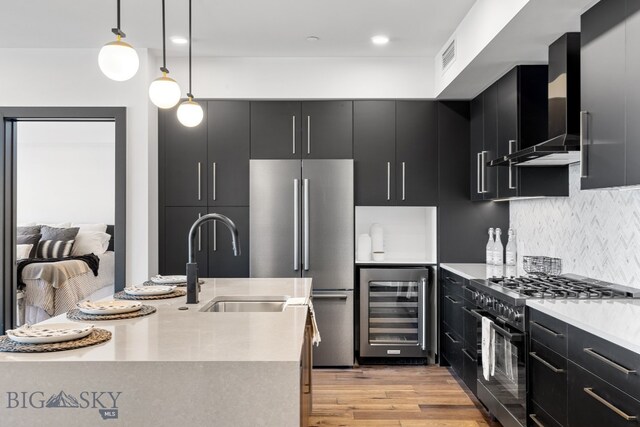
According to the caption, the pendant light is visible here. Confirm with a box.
[98,0,139,81]
[149,0,181,109]
[177,0,204,127]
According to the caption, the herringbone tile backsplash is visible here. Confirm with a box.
[510,164,640,288]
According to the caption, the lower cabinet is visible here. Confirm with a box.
[527,307,640,427]
[300,312,313,427]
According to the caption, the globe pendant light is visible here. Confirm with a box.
[149,0,181,109]
[177,0,204,127]
[98,0,139,81]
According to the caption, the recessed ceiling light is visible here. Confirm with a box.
[306,36,320,42]
[371,35,390,45]
[170,36,188,45]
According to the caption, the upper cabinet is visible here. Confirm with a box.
[471,66,569,201]
[161,103,209,207]
[250,101,353,159]
[354,101,438,206]
[208,101,250,206]
[581,0,640,189]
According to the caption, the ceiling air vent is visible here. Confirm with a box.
[441,39,456,72]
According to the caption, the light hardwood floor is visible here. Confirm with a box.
[310,365,501,427]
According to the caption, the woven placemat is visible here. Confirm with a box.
[0,329,112,353]
[66,305,156,321]
[114,288,187,300]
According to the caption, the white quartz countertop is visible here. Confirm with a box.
[527,299,640,355]
[0,277,312,363]
[439,263,513,280]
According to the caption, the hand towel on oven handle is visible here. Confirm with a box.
[481,316,496,381]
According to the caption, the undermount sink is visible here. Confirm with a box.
[199,295,290,313]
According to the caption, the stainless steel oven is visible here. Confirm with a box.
[359,268,432,359]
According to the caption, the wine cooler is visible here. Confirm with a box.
[359,268,432,358]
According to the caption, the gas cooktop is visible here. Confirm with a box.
[487,274,640,300]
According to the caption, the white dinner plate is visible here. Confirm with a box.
[77,300,142,315]
[6,323,94,344]
[124,285,176,296]
[150,275,187,285]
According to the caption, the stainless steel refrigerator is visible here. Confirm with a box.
[250,159,354,367]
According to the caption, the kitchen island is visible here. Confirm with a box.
[0,277,313,427]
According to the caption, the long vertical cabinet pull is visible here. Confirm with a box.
[292,115,296,155]
[477,153,482,194]
[213,220,217,252]
[580,111,588,178]
[508,140,517,190]
[387,162,391,201]
[420,277,427,350]
[303,178,310,271]
[307,116,311,154]
[293,179,300,271]
[481,151,488,193]
[212,162,217,201]
[402,162,406,201]
[197,162,202,201]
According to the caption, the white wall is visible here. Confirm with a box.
[0,48,154,284]
[16,121,115,224]
[165,56,435,99]
[510,164,640,288]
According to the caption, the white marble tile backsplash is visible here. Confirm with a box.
[510,163,640,288]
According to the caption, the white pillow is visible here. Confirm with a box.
[71,223,108,233]
[70,231,111,256]
[39,222,71,228]
[16,244,33,260]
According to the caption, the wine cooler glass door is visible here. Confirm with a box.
[368,281,421,345]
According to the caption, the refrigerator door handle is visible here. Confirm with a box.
[303,178,310,271]
[293,179,300,271]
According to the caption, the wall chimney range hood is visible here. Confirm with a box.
[490,33,581,167]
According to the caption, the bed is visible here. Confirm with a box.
[15,224,116,326]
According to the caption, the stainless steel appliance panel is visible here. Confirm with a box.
[249,160,301,277]
[312,290,354,367]
[302,160,354,290]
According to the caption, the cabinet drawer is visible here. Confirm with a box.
[441,270,465,299]
[569,361,640,427]
[568,325,640,399]
[442,289,464,337]
[442,323,463,377]
[529,339,567,426]
[529,308,567,357]
[528,400,563,427]
[462,301,479,349]
[462,344,478,396]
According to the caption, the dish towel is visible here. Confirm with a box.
[504,340,514,381]
[285,297,322,347]
[481,316,496,381]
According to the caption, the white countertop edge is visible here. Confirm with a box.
[439,263,489,280]
[526,300,640,356]
[356,260,436,265]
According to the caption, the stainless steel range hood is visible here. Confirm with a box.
[490,33,581,167]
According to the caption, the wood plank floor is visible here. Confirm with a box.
[310,365,501,427]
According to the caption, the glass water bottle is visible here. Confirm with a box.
[486,228,495,265]
[505,228,517,266]
[494,228,504,265]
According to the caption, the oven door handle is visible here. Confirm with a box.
[463,307,524,342]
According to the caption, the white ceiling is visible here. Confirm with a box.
[0,0,476,57]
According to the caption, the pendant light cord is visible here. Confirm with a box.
[112,0,126,38]
[160,0,169,73]
[187,0,193,99]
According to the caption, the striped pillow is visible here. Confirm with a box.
[36,240,75,259]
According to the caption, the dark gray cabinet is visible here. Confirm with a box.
[581,0,629,189]
[250,101,301,159]
[208,206,249,277]
[470,86,498,201]
[161,104,208,207]
[301,101,353,159]
[162,207,209,276]
[208,101,250,206]
[396,101,438,205]
[496,67,519,199]
[626,1,640,185]
[354,101,397,205]
[251,101,353,160]
[470,96,485,201]
[354,100,438,206]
